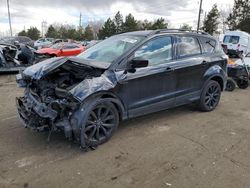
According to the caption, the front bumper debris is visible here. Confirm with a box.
[16,91,57,130]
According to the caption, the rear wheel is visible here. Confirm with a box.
[199,80,221,112]
[81,100,119,148]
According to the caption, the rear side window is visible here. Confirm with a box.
[177,36,201,58]
[134,36,172,66]
[200,37,216,53]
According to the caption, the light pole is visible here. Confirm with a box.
[197,0,203,32]
[7,0,13,36]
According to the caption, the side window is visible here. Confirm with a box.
[134,36,172,66]
[63,45,78,49]
[177,36,201,58]
[200,37,216,53]
[22,37,29,42]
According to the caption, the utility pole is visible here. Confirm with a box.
[197,0,203,32]
[7,0,13,36]
[79,13,82,28]
[41,21,47,37]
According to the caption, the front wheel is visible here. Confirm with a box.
[80,100,119,148]
[199,80,221,112]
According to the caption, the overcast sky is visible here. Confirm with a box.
[0,0,234,36]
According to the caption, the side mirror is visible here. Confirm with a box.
[130,58,148,69]
[125,58,148,73]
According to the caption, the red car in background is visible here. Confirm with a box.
[36,43,85,57]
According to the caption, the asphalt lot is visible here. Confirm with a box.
[1,74,250,188]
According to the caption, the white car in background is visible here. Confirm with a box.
[34,38,54,49]
[234,53,250,67]
[223,30,250,56]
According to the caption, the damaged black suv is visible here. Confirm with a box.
[16,29,227,149]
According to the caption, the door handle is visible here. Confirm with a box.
[201,60,207,66]
[165,67,174,72]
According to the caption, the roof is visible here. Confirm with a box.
[119,30,153,36]
[224,30,250,36]
[118,29,212,38]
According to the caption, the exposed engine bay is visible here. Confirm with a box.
[16,60,104,140]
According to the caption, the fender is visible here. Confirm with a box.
[83,91,127,120]
[203,65,227,90]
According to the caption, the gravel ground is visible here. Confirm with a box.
[1,74,250,188]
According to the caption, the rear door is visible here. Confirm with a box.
[174,35,206,105]
[117,36,177,118]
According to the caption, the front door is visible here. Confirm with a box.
[117,36,177,118]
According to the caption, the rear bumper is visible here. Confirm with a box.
[227,49,239,55]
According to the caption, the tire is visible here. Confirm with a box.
[199,80,221,112]
[80,99,119,148]
[226,78,236,92]
[237,79,249,89]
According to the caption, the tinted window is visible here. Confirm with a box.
[177,36,201,58]
[22,37,28,42]
[63,44,79,49]
[39,39,46,42]
[223,35,239,44]
[200,37,216,53]
[134,36,172,66]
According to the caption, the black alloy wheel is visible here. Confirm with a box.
[82,101,119,147]
[200,80,221,112]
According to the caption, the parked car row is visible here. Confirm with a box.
[16,29,228,150]
[0,43,49,73]
[36,42,85,57]
[0,39,88,72]
[0,36,34,47]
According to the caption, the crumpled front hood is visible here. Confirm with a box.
[23,57,67,79]
[69,70,126,101]
[23,57,110,80]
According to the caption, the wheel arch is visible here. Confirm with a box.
[203,65,227,91]
[210,76,224,91]
[82,91,128,121]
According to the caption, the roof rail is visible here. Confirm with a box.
[150,28,210,36]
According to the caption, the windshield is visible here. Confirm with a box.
[223,35,240,44]
[77,35,144,64]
